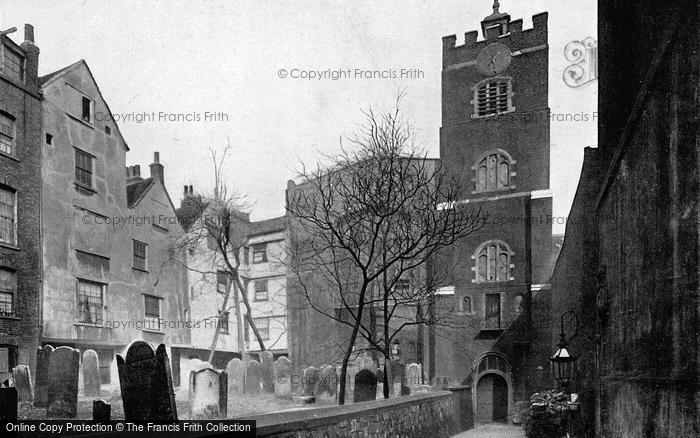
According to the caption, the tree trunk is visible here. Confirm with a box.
[207,273,233,363]
[231,279,247,363]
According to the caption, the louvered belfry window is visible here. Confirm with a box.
[474,78,512,117]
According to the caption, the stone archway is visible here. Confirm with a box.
[472,352,514,425]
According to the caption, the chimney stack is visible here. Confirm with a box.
[149,151,164,185]
[20,24,39,93]
[126,165,143,184]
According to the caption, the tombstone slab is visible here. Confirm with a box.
[226,358,244,395]
[189,365,227,420]
[34,345,53,407]
[117,342,178,422]
[12,365,33,404]
[0,387,18,422]
[47,346,80,418]
[244,360,262,395]
[301,366,319,397]
[314,365,336,399]
[273,357,292,400]
[406,363,422,390]
[259,351,274,394]
[93,400,111,421]
[82,350,100,397]
[353,369,377,403]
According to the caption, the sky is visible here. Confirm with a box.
[1,0,597,233]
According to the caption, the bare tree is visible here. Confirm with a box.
[286,95,485,403]
[172,145,268,363]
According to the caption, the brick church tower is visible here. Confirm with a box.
[432,1,552,423]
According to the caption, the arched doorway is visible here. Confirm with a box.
[476,373,509,422]
[472,352,513,424]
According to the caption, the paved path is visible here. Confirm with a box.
[451,423,526,438]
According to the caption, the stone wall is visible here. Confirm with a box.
[248,388,472,438]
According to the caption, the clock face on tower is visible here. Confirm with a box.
[476,43,512,76]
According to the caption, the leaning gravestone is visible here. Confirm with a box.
[93,400,111,421]
[0,387,18,422]
[189,365,227,419]
[315,365,336,400]
[117,341,178,422]
[47,346,80,418]
[259,351,275,394]
[353,369,377,403]
[301,366,319,397]
[82,350,100,397]
[34,345,53,407]
[273,357,292,399]
[12,365,34,405]
[244,360,262,395]
[226,358,245,395]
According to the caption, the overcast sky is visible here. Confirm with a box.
[1,0,597,233]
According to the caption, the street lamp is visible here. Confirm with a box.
[550,310,578,390]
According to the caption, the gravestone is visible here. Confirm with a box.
[82,350,100,397]
[47,346,80,418]
[93,400,111,421]
[0,387,18,422]
[406,363,422,389]
[301,366,319,397]
[244,360,262,395]
[315,365,336,399]
[189,366,227,419]
[356,352,376,374]
[34,345,53,407]
[273,357,292,399]
[12,365,34,405]
[226,358,244,395]
[344,364,358,399]
[117,341,178,422]
[353,369,377,403]
[390,360,405,397]
[259,351,274,394]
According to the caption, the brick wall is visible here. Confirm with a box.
[249,388,472,437]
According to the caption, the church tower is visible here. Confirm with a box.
[434,1,552,423]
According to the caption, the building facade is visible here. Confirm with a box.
[0,24,41,381]
[40,60,189,386]
[548,0,699,436]
[435,3,553,423]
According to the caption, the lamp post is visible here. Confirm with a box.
[550,310,578,392]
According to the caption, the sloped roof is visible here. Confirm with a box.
[126,178,155,209]
[247,216,286,237]
[38,59,130,151]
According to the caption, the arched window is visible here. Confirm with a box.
[459,295,472,314]
[472,77,514,118]
[474,149,514,193]
[476,352,510,374]
[474,240,513,283]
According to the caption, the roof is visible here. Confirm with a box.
[247,216,286,237]
[126,178,155,208]
[38,59,130,151]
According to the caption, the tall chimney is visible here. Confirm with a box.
[20,24,39,93]
[149,151,164,184]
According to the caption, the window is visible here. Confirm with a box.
[474,150,513,193]
[254,279,268,301]
[144,295,161,331]
[74,148,94,189]
[253,318,270,341]
[459,295,472,314]
[0,269,15,316]
[473,78,513,117]
[243,246,250,265]
[0,188,16,246]
[104,126,111,136]
[476,353,509,374]
[216,271,228,294]
[394,278,410,294]
[132,240,147,271]
[218,312,229,334]
[81,96,93,124]
[0,113,15,156]
[252,243,267,263]
[485,293,501,329]
[475,240,513,283]
[77,280,104,325]
[45,133,53,145]
[0,347,8,373]
[1,45,24,82]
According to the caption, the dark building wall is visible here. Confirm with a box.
[0,27,42,379]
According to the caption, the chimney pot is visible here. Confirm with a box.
[189,185,193,195]
[24,24,35,43]
[134,165,140,177]
[154,151,160,163]
[184,185,188,196]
